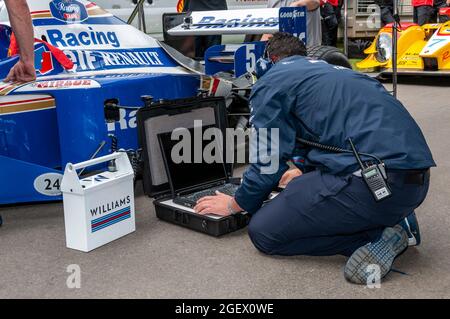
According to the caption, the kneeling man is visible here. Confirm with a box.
[194,33,435,284]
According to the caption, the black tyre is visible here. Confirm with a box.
[347,39,372,59]
[0,215,2,227]
[307,45,352,69]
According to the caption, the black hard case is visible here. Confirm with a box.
[136,96,249,237]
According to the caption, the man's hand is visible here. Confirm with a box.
[290,0,305,6]
[4,0,36,83]
[290,0,320,11]
[447,0,450,6]
[279,168,302,187]
[194,191,242,216]
[261,34,273,42]
[4,59,36,83]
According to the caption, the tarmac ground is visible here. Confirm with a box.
[1,78,450,298]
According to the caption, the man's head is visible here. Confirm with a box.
[266,32,307,63]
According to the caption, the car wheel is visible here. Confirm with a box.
[307,45,353,69]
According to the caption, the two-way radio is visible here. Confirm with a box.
[296,137,392,202]
[347,139,392,202]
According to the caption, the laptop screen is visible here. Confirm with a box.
[158,125,227,193]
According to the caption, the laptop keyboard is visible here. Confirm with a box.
[174,183,239,208]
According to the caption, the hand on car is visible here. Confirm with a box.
[194,191,238,216]
[290,0,320,11]
[4,59,36,83]
[290,0,305,6]
[261,34,273,42]
[279,168,303,187]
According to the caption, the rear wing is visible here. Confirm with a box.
[163,7,307,79]
[168,8,285,36]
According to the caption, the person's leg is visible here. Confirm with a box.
[321,21,333,47]
[249,199,383,257]
[416,5,437,25]
[320,3,339,46]
[321,21,330,46]
[380,6,395,25]
[413,6,419,24]
[248,169,430,257]
[194,36,206,59]
[344,170,430,284]
[208,35,222,47]
[330,5,341,46]
[248,171,386,257]
[344,225,408,284]
[399,211,421,246]
[439,11,450,23]
[431,4,439,22]
[436,0,450,23]
[195,35,222,58]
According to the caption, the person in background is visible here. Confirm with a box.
[261,0,322,47]
[320,0,341,46]
[375,0,395,26]
[435,0,450,22]
[412,0,436,25]
[3,0,36,83]
[177,0,228,58]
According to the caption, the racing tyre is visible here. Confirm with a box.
[0,215,2,227]
[307,45,352,69]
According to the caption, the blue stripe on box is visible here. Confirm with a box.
[92,206,130,224]
[91,206,131,233]
[92,214,131,233]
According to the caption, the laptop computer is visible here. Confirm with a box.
[158,125,239,210]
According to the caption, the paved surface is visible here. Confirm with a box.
[1,80,450,299]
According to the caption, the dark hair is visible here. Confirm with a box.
[266,32,307,61]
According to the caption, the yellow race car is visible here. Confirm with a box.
[357,8,450,76]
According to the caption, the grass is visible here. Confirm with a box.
[349,58,363,70]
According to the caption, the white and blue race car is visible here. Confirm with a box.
[0,0,207,205]
[0,0,348,205]
[0,0,282,205]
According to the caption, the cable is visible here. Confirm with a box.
[348,138,366,169]
[296,137,383,165]
[109,134,118,153]
[78,140,106,176]
[108,134,118,172]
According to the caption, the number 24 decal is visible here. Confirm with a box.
[44,178,60,191]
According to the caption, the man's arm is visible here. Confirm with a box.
[261,0,321,41]
[194,80,298,215]
[4,0,36,83]
[232,88,297,214]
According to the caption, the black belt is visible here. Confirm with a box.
[387,169,430,185]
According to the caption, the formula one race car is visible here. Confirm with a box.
[357,8,450,76]
[0,0,206,205]
[0,0,270,205]
[0,1,349,205]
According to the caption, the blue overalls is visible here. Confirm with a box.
[234,56,435,256]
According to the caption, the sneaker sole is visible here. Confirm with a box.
[407,214,421,246]
[344,226,408,285]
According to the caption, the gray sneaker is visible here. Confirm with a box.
[344,225,408,285]
[398,212,421,246]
